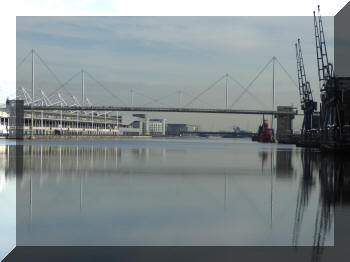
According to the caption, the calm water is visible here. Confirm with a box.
[2,137,347,251]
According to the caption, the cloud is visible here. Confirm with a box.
[16,16,335,130]
[17,16,334,56]
[0,81,16,102]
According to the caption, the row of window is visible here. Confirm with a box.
[24,130,120,136]
[0,118,9,125]
[23,119,119,129]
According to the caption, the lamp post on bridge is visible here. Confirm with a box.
[178,90,182,108]
[130,89,134,106]
[31,49,35,137]
[225,73,228,109]
[272,56,276,136]
[81,69,85,106]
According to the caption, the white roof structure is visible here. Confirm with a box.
[121,115,142,125]
[0,111,9,118]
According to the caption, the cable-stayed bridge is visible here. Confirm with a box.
[17,49,299,117]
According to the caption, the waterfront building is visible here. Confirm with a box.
[1,100,149,137]
[149,119,166,136]
[132,114,167,136]
[166,123,199,136]
[0,111,9,136]
[21,110,122,136]
[1,100,169,137]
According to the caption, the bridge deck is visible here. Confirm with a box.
[24,106,299,116]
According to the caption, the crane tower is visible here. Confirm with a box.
[295,39,317,136]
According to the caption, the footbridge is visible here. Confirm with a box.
[24,105,298,116]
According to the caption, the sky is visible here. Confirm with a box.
[16,15,335,131]
[0,0,345,132]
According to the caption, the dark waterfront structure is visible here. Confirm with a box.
[275,106,296,143]
[292,149,350,261]
[7,100,24,139]
[295,39,318,137]
[289,6,350,152]
[166,123,197,136]
[319,77,350,151]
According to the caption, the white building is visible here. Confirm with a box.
[148,119,166,135]
[0,111,9,136]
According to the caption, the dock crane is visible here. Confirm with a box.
[295,39,317,136]
[313,5,339,137]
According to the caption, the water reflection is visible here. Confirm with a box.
[0,144,16,261]
[314,153,349,262]
[291,149,350,261]
[275,150,294,179]
[2,139,349,249]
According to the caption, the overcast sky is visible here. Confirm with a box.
[16,16,334,131]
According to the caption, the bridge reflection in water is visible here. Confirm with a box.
[3,140,349,253]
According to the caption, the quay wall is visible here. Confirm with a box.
[22,135,152,140]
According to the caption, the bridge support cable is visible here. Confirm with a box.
[84,70,127,106]
[34,51,66,89]
[132,90,170,108]
[139,89,215,108]
[275,58,299,88]
[183,74,227,108]
[16,50,32,71]
[178,90,182,107]
[28,50,78,103]
[140,90,179,107]
[230,57,273,108]
[26,50,81,107]
[227,74,267,108]
[275,56,302,110]
[180,90,216,108]
[46,71,81,99]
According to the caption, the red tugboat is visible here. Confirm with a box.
[252,116,274,143]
